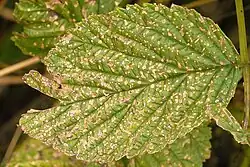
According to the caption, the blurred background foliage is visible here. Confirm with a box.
[0,0,250,166]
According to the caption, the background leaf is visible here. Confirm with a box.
[0,25,28,65]
[12,0,123,57]
[20,3,245,163]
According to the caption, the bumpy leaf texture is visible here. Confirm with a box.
[7,137,126,167]
[7,137,85,167]
[129,124,211,167]
[12,0,123,57]
[8,125,211,167]
[20,3,250,163]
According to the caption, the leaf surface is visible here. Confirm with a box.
[8,125,211,167]
[7,137,121,167]
[7,137,83,167]
[129,124,211,167]
[12,0,123,57]
[20,4,248,162]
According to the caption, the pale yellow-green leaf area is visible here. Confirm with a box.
[6,137,85,167]
[130,124,211,167]
[8,125,211,167]
[20,3,249,163]
[6,137,126,167]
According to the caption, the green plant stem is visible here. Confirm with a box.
[235,0,249,129]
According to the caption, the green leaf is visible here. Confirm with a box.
[8,125,211,167]
[7,137,84,167]
[0,25,28,64]
[12,0,123,57]
[7,160,80,167]
[20,3,249,163]
[129,124,211,167]
[7,137,124,167]
[206,106,250,145]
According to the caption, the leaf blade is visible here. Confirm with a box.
[20,4,246,162]
[129,124,211,167]
[12,0,123,57]
[8,125,211,167]
[7,137,121,167]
